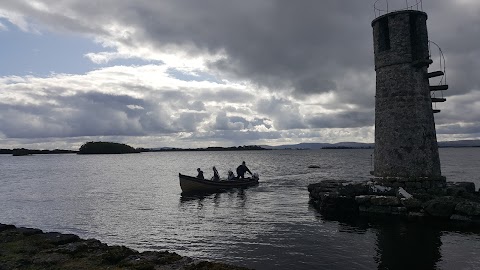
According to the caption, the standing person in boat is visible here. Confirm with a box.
[212,166,220,181]
[236,161,252,179]
[196,168,204,179]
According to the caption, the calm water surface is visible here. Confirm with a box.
[1,148,479,269]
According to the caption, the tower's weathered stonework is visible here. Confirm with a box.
[372,10,441,179]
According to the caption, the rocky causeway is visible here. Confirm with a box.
[308,179,480,223]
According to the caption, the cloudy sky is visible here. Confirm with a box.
[0,0,479,150]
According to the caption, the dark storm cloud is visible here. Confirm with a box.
[178,0,372,97]
[306,111,374,129]
[187,101,206,111]
[199,88,256,104]
[426,1,480,96]
[186,129,283,144]
[431,91,480,130]
[0,103,68,138]
[213,112,249,131]
[437,124,480,135]
[0,89,208,139]
[256,97,307,130]
[211,113,273,134]
[0,92,146,138]
[101,0,480,111]
[175,111,209,132]
[71,92,145,110]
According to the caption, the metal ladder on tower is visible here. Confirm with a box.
[427,40,447,114]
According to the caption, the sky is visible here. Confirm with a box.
[0,0,479,150]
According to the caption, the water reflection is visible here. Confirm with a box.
[314,207,480,270]
[374,219,442,270]
[179,192,210,203]
[179,188,248,205]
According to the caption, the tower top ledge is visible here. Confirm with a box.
[371,10,428,27]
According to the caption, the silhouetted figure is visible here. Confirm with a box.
[236,161,252,179]
[196,168,204,179]
[212,166,220,181]
[227,170,235,181]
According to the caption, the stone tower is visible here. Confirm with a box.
[371,9,445,181]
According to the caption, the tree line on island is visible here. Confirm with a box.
[78,142,140,154]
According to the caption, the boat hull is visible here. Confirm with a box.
[179,173,259,193]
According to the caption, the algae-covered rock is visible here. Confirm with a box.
[401,197,423,210]
[455,201,480,216]
[355,195,374,205]
[370,196,400,206]
[454,182,476,193]
[0,224,250,270]
[423,197,458,218]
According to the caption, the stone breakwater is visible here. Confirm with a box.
[0,224,250,270]
[308,180,480,223]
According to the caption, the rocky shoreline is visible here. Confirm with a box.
[0,224,249,270]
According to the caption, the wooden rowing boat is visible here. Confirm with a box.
[179,173,259,193]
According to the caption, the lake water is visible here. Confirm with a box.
[1,148,479,269]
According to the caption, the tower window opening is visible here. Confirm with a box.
[378,17,391,52]
[410,13,422,61]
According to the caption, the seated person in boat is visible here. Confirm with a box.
[196,168,204,179]
[236,161,252,179]
[227,170,236,181]
[212,166,220,181]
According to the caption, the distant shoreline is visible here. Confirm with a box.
[142,145,269,152]
[1,144,479,155]
[0,149,77,155]
[0,145,270,155]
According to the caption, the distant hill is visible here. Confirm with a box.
[321,142,375,149]
[438,140,480,148]
[263,142,374,150]
[143,145,268,152]
[262,140,480,150]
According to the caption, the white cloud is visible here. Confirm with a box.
[84,51,128,64]
[0,9,30,32]
[127,104,144,110]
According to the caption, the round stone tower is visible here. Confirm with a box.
[372,10,442,179]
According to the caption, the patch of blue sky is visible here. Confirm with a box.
[0,18,158,77]
[167,67,223,84]
[0,18,102,76]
